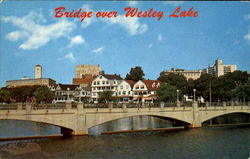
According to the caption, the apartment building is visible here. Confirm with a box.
[91,74,123,102]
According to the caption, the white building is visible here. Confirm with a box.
[132,80,162,103]
[202,59,237,77]
[50,84,90,103]
[91,74,123,102]
[117,80,135,102]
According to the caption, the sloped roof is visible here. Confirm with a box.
[72,74,97,85]
[57,84,79,91]
[141,80,163,91]
[126,80,135,87]
[102,74,123,80]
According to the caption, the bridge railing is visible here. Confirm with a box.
[37,103,65,109]
[0,103,18,110]
[1,101,249,111]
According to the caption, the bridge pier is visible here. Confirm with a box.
[61,127,73,137]
[191,101,202,128]
[17,103,22,110]
[65,102,72,109]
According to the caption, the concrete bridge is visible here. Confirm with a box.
[0,102,249,136]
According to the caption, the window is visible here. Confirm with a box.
[97,81,100,85]
[94,81,96,85]
[120,86,123,89]
[102,81,105,84]
[100,76,102,79]
[126,85,129,89]
[106,81,109,84]
[123,91,126,95]
[114,81,116,84]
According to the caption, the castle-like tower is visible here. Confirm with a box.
[35,65,42,79]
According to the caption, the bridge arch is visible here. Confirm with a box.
[201,111,250,123]
[0,117,74,136]
[87,113,192,130]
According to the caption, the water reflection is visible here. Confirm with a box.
[0,120,60,138]
[89,116,175,135]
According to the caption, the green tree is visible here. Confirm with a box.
[0,88,11,103]
[125,66,145,82]
[196,74,213,101]
[156,83,181,103]
[33,86,54,103]
[98,91,117,103]
[157,73,187,93]
[232,80,250,102]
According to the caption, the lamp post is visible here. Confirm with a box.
[209,77,212,106]
[67,88,70,101]
[177,89,179,102]
[193,89,196,102]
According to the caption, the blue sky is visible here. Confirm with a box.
[0,1,249,87]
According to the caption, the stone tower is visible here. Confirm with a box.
[35,65,42,79]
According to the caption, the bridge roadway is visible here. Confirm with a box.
[0,102,249,136]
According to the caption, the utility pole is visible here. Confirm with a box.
[209,77,212,106]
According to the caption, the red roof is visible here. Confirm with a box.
[72,74,97,85]
[141,80,163,91]
[126,80,135,87]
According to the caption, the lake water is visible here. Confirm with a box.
[0,116,249,159]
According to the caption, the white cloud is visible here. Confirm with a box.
[79,4,147,36]
[164,1,184,6]
[157,34,163,41]
[64,52,75,62]
[91,47,104,54]
[1,11,75,50]
[107,16,147,36]
[128,1,138,6]
[244,27,250,42]
[6,31,29,41]
[80,4,95,28]
[244,14,250,43]
[148,43,153,49]
[244,14,250,20]
[68,35,85,47]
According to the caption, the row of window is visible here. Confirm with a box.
[93,80,117,85]
[92,86,115,91]
[92,91,155,97]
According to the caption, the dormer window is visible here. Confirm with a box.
[100,76,102,79]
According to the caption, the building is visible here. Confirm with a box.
[117,80,135,102]
[35,65,42,79]
[91,74,123,102]
[161,59,237,80]
[6,78,56,88]
[161,68,202,80]
[132,80,162,103]
[75,64,101,78]
[202,59,237,77]
[6,65,56,88]
[72,74,97,88]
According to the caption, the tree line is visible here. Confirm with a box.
[0,86,54,103]
[125,66,250,102]
[157,71,250,102]
[0,66,249,103]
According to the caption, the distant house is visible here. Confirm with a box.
[117,80,135,102]
[91,74,123,102]
[132,80,162,103]
[51,84,90,103]
[72,74,97,88]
